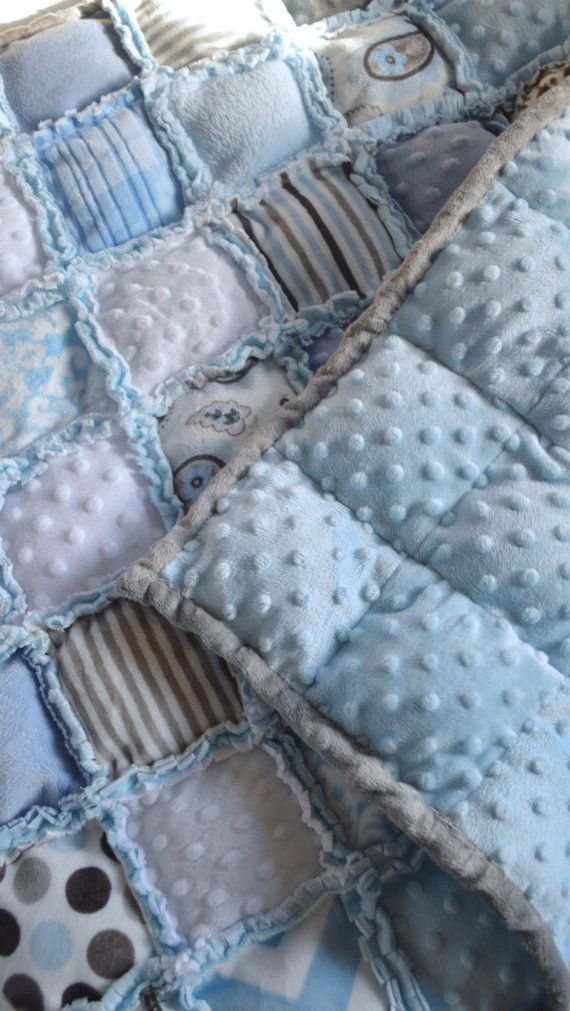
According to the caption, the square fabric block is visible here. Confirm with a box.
[430,0,570,88]
[0,822,153,1010]
[193,894,388,1009]
[152,58,321,193]
[93,232,268,397]
[0,167,45,297]
[34,94,183,254]
[53,599,243,775]
[159,359,295,505]
[229,156,402,311]
[133,0,291,70]
[0,296,112,459]
[0,428,165,615]
[379,859,542,1011]
[313,13,454,127]
[376,120,496,233]
[124,747,323,945]
[0,651,82,825]
[0,17,137,133]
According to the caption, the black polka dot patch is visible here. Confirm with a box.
[65,866,111,914]
[0,908,20,956]
[3,974,45,1011]
[87,929,135,979]
[61,981,102,1005]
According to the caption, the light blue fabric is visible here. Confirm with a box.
[164,447,395,679]
[0,652,81,824]
[424,0,570,88]
[378,858,543,1010]
[375,120,496,232]
[0,18,136,133]
[387,172,570,450]
[159,103,570,977]
[154,59,320,192]
[35,93,183,253]
[0,297,113,458]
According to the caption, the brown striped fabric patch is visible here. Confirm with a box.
[53,600,243,774]
[134,0,270,70]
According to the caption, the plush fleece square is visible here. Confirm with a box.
[0,18,136,132]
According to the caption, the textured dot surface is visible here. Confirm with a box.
[304,556,563,813]
[125,747,322,945]
[420,429,570,673]
[377,121,495,233]
[168,448,396,678]
[94,231,267,396]
[389,119,570,451]
[277,335,516,557]
[0,168,45,296]
[380,857,542,1009]
[0,427,164,615]
[433,0,569,86]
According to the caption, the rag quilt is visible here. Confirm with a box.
[1,0,570,1009]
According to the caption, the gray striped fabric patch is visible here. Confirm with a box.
[134,0,270,69]
[54,600,243,774]
[229,157,402,312]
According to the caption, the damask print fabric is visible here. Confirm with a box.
[0,1,569,1010]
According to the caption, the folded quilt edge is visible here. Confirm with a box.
[116,77,570,1010]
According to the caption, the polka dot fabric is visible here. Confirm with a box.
[0,823,153,1011]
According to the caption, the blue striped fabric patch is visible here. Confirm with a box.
[229,157,402,312]
[35,94,183,253]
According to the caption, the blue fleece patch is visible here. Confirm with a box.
[0,18,136,133]
[0,652,81,824]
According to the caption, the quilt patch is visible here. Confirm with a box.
[228,154,406,311]
[310,11,455,126]
[132,0,292,69]
[159,359,295,504]
[0,17,137,133]
[0,426,166,618]
[193,894,388,1010]
[0,166,46,298]
[375,119,497,233]
[34,92,184,254]
[0,822,153,1010]
[52,599,242,774]
[0,649,82,826]
[0,292,113,459]
[121,745,323,946]
[144,50,329,196]
[92,228,270,400]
